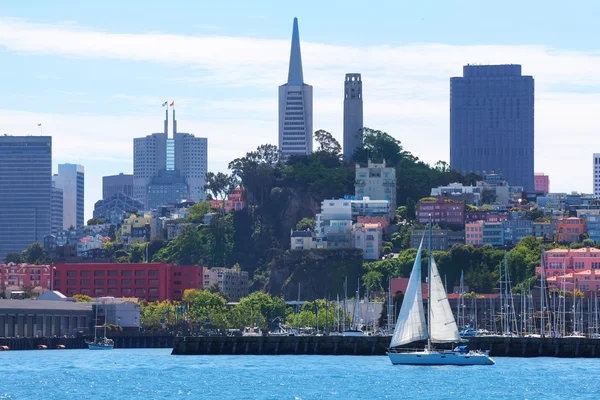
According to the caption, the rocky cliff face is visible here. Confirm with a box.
[279,188,320,235]
[267,249,363,301]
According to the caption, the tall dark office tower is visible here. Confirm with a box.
[343,73,363,159]
[0,136,52,260]
[450,65,534,190]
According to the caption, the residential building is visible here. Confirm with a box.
[278,18,313,156]
[534,173,550,194]
[210,187,246,214]
[410,229,465,250]
[431,183,481,206]
[450,65,534,190]
[595,153,600,199]
[537,248,600,291]
[0,300,92,337]
[315,196,390,236]
[166,223,198,240]
[133,109,207,209]
[103,173,134,199]
[578,210,600,243]
[203,267,248,302]
[93,192,143,225]
[290,230,326,250]
[476,174,523,205]
[52,263,204,301]
[77,235,110,257]
[357,216,390,234]
[555,217,586,244]
[343,73,363,159]
[324,220,353,249]
[0,263,52,292]
[483,222,504,247]
[352,223,383,260]
[351,197,390,219]
[120,214,162,244]
[533,221,557,240]
[355,160,396,216]
[465,222,484,245]
[0,136,52,261]
[51,181,64,235]
[416,198,465,226]
[53,164,85,229]
[502,219,533,246]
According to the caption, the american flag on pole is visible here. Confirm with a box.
[162,101,168,107]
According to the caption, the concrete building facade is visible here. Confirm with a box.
[103,173,133,199]
[450,65,534,190]
[53,163,85,229]
[355,160,396,217]
[203,267,248,302]
[278,18,313,156]
[343,73,363,159]
[534,173,550,194]
[0,136,52,261]
[133,110,207,209]
[51,181,64,235]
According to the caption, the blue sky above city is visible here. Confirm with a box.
[1,0,600,219]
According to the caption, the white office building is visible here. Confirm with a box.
[278,18,313,156]
[52,163,84,229]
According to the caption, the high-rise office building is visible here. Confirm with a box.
[51,181,63,234]
[53,163,84,229]
[0,136,52,260]
[133,109,207,210]
[450,65,534,190]
[278,17,313,156]
[343,73,364,159]
[103,173,133,199]
[594,154,600,199]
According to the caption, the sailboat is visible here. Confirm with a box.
[344,279,364,336]
[86,300,114,350]
[387,223,494,366]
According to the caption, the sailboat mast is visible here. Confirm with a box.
[540,250,545,336]
[427,216,432,352]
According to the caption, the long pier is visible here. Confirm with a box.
[172,335,600,358]
[0,334,174,350]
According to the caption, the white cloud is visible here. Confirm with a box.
[0,18,600,217]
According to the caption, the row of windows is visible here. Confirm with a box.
[62,270,161,277]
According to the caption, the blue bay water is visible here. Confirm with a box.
[1,349,598,399]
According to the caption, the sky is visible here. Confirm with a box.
[1,0,600,220]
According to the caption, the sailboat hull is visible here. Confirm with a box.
[388,350,495,366]
[87,343,114,350]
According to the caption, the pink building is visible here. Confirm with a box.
[555,217,585,243]
[534,173,550,193]
[486,213,509,223]
[357,216,390,234]
[465,221,484,245]
[536,248,600,291]
[391,277,428,299]
[210,187,246,214]
[0,264,52,291]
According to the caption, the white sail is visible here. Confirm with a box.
[429,255,461,343]
[390,239,428,347]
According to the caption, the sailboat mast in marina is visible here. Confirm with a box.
[387,218,494,366]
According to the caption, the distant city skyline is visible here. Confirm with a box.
[1,1,600,218]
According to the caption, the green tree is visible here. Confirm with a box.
[229,292,286,331]
[583,238,595,247]
[4,252,22,264]
[21,242,49,264]
[295,217,315,231]
[314,130,342,158]
[188,202,212,222]
[87,218,106,226]
[73,294,93,302]
[107,225,117,241]
[362,270,383,294]
[480,188,497,204]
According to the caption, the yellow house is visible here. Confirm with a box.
[121,213,162,242]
